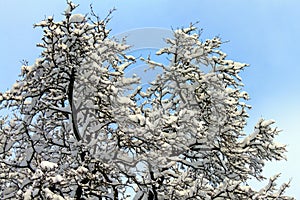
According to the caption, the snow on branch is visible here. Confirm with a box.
[0,2,294,199]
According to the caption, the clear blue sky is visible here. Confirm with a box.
[0,0,299,198]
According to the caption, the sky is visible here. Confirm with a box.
[0,0,299,198]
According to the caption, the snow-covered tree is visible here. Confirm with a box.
[0,2,294,199]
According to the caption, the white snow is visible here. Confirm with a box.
[240,129,260,147]
[117,62,131,72]
[0,18,291,199]
[23,188,32,200]
[165,115,178,124]
[48,175,64,183]
[129,114,145,125]
[69,14,85,23]
[35,21,47,27]
[65,4,72,14]
[40,161,58,170]
[21,65,33,75]
[43,188,64,200]
[124,55,135,61]
[77,166,88,174]
[117,96,134,106]
[261,119,275,127]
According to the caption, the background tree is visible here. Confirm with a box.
[0,1,293,199]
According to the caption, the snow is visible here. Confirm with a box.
[65,6,71,14]
[69,14,85,23]
[261,119,275,127]
[0,13,292,199]
[21,65,33,75]
[35,21,47,27]
[240,129,260,147]
[124,55,135,61]
[9,119,16,128]
[133,191,144,200]
[48,175,64,183]
[49,105,71,114]
[40,161,58,170]
[117,61,131,72]
[129,114,145,125]
[65,3,75,15]
[23,188,32,200]
[117,96,135,106]
[165,115,178,124]
[43,188,64,200]
[162,132,177,139]
[77,166,88,174]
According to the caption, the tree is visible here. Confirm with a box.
[0,1,294,199]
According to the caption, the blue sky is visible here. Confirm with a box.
[0,0,299,198]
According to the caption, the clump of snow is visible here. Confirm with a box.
[117,62,131,72]
[23,187,32,200]
[129,114,145,125]
[70,14,85,23]
[40,161,58,170]
[77,166,88,174]
[261,119,275,127]
[21,65,33,75]
[35,21,47,27]
[165,115,178,124]
[124,55,135,61]
[116,96,135,106]
[47,175,64,183]
[43,188,64,200]
[32,169,44,179]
